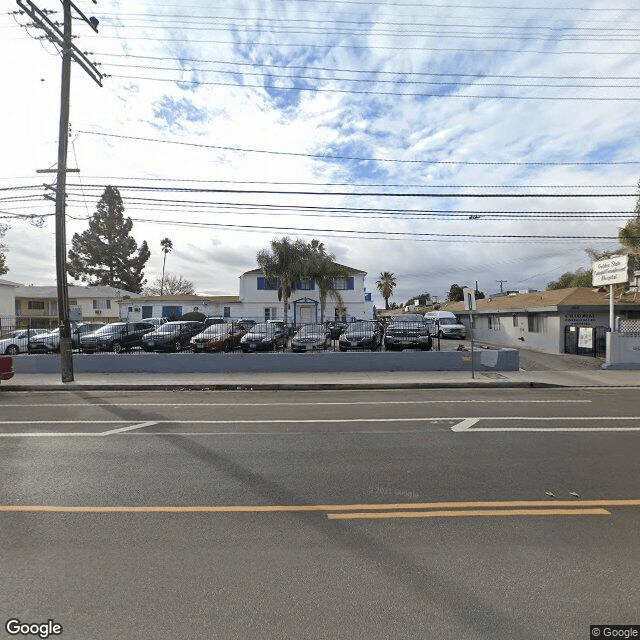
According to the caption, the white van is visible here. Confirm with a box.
[424,311,467,339]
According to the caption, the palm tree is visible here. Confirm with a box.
[376,271,397,310]
[160,237,173,295]
[257,237,311,327]
[308,240,345,323]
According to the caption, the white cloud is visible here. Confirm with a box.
[1,0,638,308]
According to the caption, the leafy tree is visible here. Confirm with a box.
[308,240,345,323]
[546,248,622,290]
[0,223,8,276]
[376,271,397,310]
[67,186,150,293]
[257,237,313,326]
[619,182,640,256]
[144,274,195,296]
[160,237,173,295]
[447,283,464,302]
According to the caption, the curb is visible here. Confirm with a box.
[2,381,564,392]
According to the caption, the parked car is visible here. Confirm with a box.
[0,355,14,381]
[28,322,105,353]
[384,316,433,351]
[338,321,384,351]
[0,329,48,355]
[240,322,287,352]
[190,323,247,353]
[141,321,204,352]
[424,311,467,339]
[291,323,332,353]
[80,322,155,353]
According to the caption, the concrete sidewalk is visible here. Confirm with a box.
[2,368,639,391]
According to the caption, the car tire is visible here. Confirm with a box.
[6,345,19,355]
[223,341,231,353]
[174,341,183,353]
[111,341,123,354]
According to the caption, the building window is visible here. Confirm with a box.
[512,314,518,327]
[264,307,278,321]
[92,299,111,309]
[335,307,347,322]
[528,313,542,333]
[334,277,354,290]
[296,278,314,290]
[27,300,45,310]
[257,277,279,290]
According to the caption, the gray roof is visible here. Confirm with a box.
[14,285,139,298]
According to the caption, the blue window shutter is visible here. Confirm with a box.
[257,277,266,290]
[347,277,354,290]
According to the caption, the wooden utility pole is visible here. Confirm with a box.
[56,0,74,381]
[16,0,102,382]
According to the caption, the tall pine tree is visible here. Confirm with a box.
[67,186,150,293]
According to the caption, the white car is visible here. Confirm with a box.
[1,329,48,355]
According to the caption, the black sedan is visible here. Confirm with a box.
[338,321,384,351]
[240,322,287,352]
[141,321,204,352]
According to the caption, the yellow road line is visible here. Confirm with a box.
[0,499,638,513]
[327,508,612,520]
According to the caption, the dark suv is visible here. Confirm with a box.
[80,322,155,353]
[383,314,433,351]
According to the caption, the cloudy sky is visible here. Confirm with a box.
[2,0,640,307]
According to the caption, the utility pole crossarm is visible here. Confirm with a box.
[16,0,103,86]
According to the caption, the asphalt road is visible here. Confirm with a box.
[1,387,639,640]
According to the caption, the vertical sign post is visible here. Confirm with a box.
[463,287,476,379]
[592,255,629,333]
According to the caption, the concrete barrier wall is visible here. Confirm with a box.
[14,349,519,374]
[604,333,640,370]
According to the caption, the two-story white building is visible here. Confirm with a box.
[121,263,374,326]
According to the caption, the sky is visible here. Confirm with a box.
[2,0,640,308]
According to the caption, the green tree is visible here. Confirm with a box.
[447,283,464,302]
[308,240,345,323]
[257,237,313,326]
[67,186,150,293]
[376,271,396,310]
[160,237,173,295]
[619,182,640,256]
[0,223,8,276]
[547,269,593,290]
[144,274,195,296]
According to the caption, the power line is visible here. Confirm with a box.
[92,53,640,81]
[75,130,640,168]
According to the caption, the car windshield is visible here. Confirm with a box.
[395,314,424,322]
[202,326,230,337]
[346,322,371,333]
[156,323,185,333]
[439,318,459,325]
[296,324,325,336]
[92,325,123,335]
[250,323,273,334]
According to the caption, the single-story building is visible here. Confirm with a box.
[443,287,640,356]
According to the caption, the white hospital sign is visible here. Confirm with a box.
[592,255,629,286]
